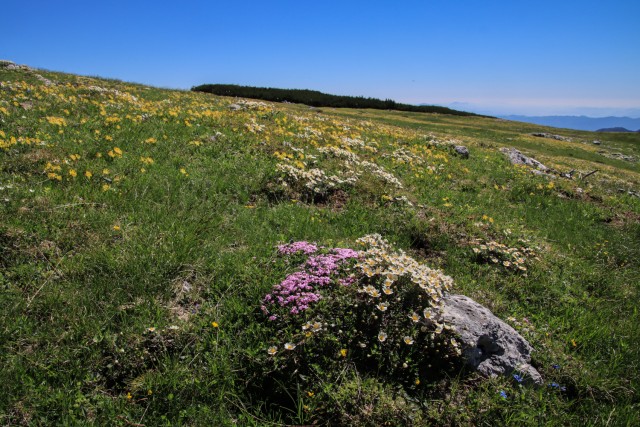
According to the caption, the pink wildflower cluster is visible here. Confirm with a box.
[262,244,359,318]
[277,241,318,255]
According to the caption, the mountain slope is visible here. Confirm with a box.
[1,62,639,425]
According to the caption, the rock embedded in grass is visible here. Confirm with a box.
[500,147,548,172]
[454,145,470,158]
[530,132,572,142]
[437,294,543,385]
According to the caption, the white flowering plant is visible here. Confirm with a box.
[253,235,463,416]
[471,238,539,273]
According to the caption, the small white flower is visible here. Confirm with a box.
[376,302,389,312]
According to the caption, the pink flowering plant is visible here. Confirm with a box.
[257,235,463,409]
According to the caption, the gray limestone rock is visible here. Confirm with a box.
[531,132,572,142]
[439,294,543,385]
[454,145,470,158]
[500,147,548,171]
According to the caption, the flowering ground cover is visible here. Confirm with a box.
[1,61,639,425]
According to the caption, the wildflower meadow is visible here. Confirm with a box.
[1,61,639,425]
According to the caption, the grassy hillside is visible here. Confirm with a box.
[1,62,639,426]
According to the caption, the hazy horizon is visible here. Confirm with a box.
[442,102,640,118]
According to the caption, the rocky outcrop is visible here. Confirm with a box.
[531,132,572,142]
[500,147,548,172]
[439,294,543,385]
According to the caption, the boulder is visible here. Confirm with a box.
[500,147,548,171]
[439,294,543,385]
[454,145,470,159]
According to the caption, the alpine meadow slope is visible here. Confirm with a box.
[1,61,639,425]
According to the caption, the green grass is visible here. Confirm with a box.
[1,63,639,425]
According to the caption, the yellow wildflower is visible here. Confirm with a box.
[46,116,66,126]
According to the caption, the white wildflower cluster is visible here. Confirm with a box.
[244,118,265,133]
[355,234,459,353]
[317,145,360,164]
[84,85,140,104]
[275,140,405,197]
[390,195,414,207]
[383,147,424,165]
[340,136,378,153]
[276,163,358,194]
[229,99,272,111]
[359,161,404,188]
[301,126,324,139]
[340,137,365,148]
[471,238,538,272]
[356,234,452,312]
[422,133,446,146]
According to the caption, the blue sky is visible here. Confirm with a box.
[2,0,639,116]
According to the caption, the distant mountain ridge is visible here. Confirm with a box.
[596,127,640,133]
[500,115,640,132]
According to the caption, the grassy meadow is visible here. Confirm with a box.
[1,62,639,425]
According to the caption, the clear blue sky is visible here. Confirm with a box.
[2,0,639,116]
